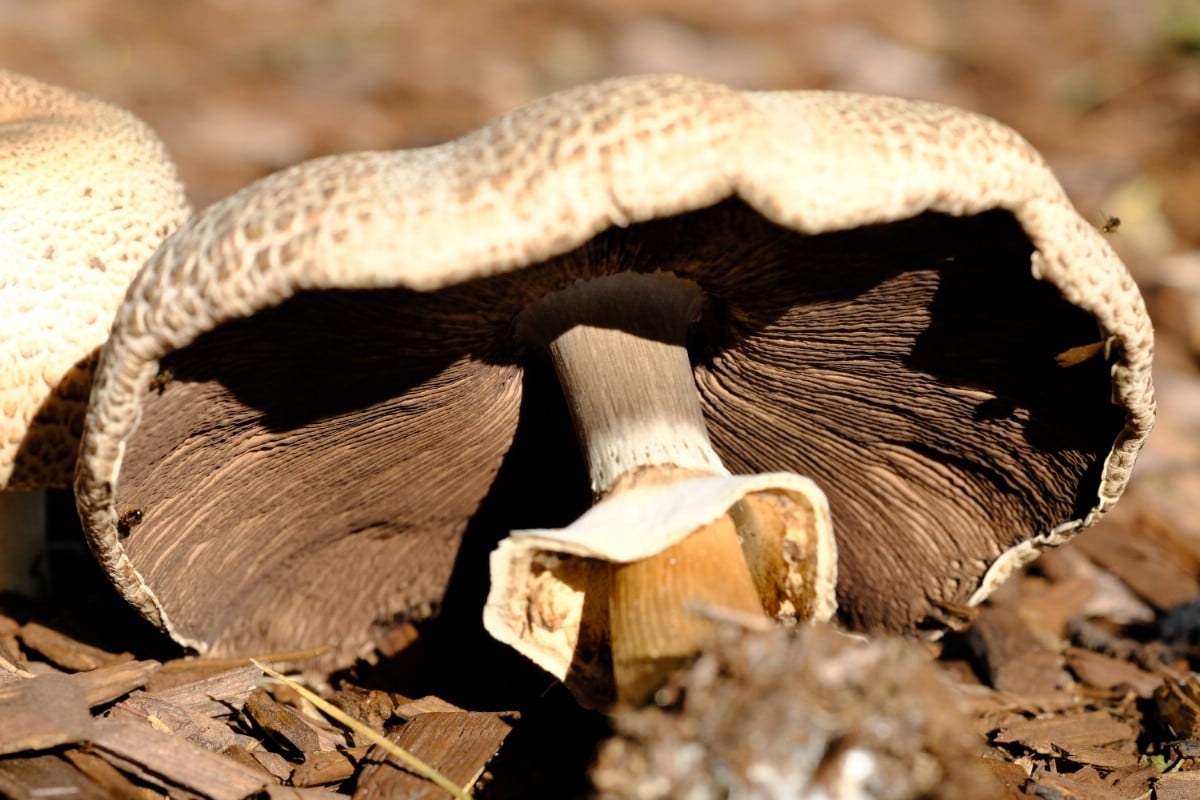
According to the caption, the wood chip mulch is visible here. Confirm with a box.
[4,480,1200,799]
[937,493,1200,800]
[0,619,519,800]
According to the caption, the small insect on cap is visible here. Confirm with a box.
[73,76,1153,684]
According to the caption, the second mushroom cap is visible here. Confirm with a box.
[1,69,189,595]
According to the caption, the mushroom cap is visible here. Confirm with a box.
[1,70,190,489]
[74,74,1153,664]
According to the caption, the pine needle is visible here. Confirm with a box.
[251,660,473,799]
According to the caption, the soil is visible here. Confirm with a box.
[593,623,1001,800]
[2,1,1199,798]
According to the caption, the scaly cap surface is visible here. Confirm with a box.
[1,70,190,489]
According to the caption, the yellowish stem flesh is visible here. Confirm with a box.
[609,511,766,705]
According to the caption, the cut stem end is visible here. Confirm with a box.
[609,510,766,705]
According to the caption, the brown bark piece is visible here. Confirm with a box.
[0,672,93,755]
[244,688,347,756]
[245,688,320,755]
[968,603,1068,695]
[150,659,249,693]
[961,683,1086,721]
[1064,646,1163,698]
[291,745,370,787]
[1108,765,1159,798]
[1118,498,1200,577]
[1150,518,1200,582]
[0,660,161,755]
[1054,741,1140,770]
[148,649,327,693]
[1074,523,1200,611]
[144,664,260,717]
[19,622,127,672]
[977,757,1029,799]
[0,658,158,706]
[393,695,464,719]
[1155,770,1200,800]
[1013,576,1095,639]
[1026,765,1131,800]
[62,748,157,800]
[219,743,278,779]
[1155,673,1200,739]
[0,628,23,671]
[353,711,515,799]
[328,686,395,732]
[264,786,353,799]
[0,753,116,800]
[110,691,240,752]
[87,718,269,800]
[74,660,162,707]
[250,747,293,781]
[1119,765,1165,797]
[993,710,1137,754]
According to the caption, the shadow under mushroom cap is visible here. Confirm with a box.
[74,74,1154,666]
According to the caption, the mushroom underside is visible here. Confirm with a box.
[103,198,1123,662]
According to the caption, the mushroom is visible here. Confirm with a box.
[1,70,190,595]
[74,75,1152,706]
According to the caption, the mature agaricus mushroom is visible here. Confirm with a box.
[0,70,190,595]
[74,76,1152,706]
[486,268,835,704]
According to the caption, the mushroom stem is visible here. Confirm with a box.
[520,272,727,494]
[520,272,768,703]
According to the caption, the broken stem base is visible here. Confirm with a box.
[610,509,766,705]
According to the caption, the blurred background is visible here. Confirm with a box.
[3,0,1198,524]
